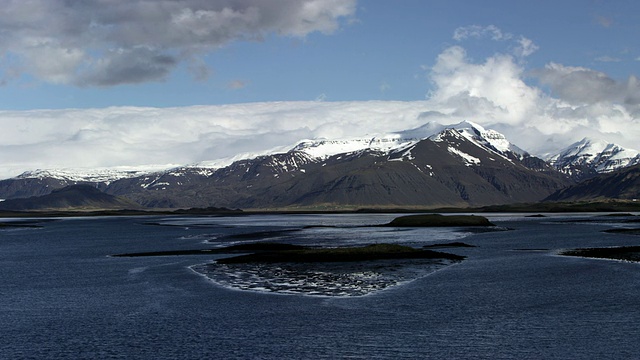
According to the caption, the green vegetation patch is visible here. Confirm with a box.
[385,214,495,227]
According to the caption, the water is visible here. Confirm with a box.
[1,213,640,359]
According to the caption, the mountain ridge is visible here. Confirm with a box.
[2,121,631,210]
[545,164,640,202]
[97,124,570,209]
[547,137,640,181]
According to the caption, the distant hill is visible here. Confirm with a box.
[545,164,640,202]
[0,185,140,211]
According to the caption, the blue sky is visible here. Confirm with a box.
[1,0,638,109]
[0,0,639,178]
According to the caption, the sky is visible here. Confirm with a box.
[0,0,639,179]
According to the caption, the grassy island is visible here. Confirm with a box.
[216,243,465,264]
[384,214,495,227]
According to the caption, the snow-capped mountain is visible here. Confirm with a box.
[0,121,566,207]
[429,121,528,161]
[545,164,640,202]
[4,121,528,184]
[192,120,527,172]
[195,123,441,171]
[547,138,640,180]
[99,121,569,209]
[15,166,173,185]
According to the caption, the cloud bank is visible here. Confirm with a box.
[0,0,357,86]
[0,24,638,179]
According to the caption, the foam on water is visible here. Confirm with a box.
[190,259,458,297]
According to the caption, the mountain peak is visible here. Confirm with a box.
[429,121,528,162]
[548,137,640,180]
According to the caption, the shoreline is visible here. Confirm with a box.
[1,200,640,218]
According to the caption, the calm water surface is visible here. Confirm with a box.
[1,213,640,359]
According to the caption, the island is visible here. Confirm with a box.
[382,214,495,227]
[560,246,640,262]
[114,242,465,263]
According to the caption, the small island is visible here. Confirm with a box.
[560,246,640,262]
[383,214,495,227]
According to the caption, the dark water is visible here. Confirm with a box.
[1,213,640,359]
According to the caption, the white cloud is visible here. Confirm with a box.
[453,25,512,41]
[421,47,639,154]
[0,0,357,86]
[428,46,540,124]
[515,36,539,58]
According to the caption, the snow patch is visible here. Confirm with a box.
[16,165,176,183]
[447,147,481,166]
[548,137,640,174]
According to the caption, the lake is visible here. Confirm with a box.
[1,213,639,359]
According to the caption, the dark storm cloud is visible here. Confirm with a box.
[535,63,640,106]
[0,0,357,86]
[77,48,178,86]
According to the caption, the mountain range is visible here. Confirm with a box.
[547,137,640,181]
[545,164,640,202]
[1,121,637,210]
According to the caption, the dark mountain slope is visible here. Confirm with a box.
[0,177,108,200]
[0,185,140,211]
[102,130,571,209]
[545,164,640,202]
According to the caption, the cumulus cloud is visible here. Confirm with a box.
[427,46,540,124]
[420,45,640,154]
[0,0,357,86]
[409,25,638,154]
